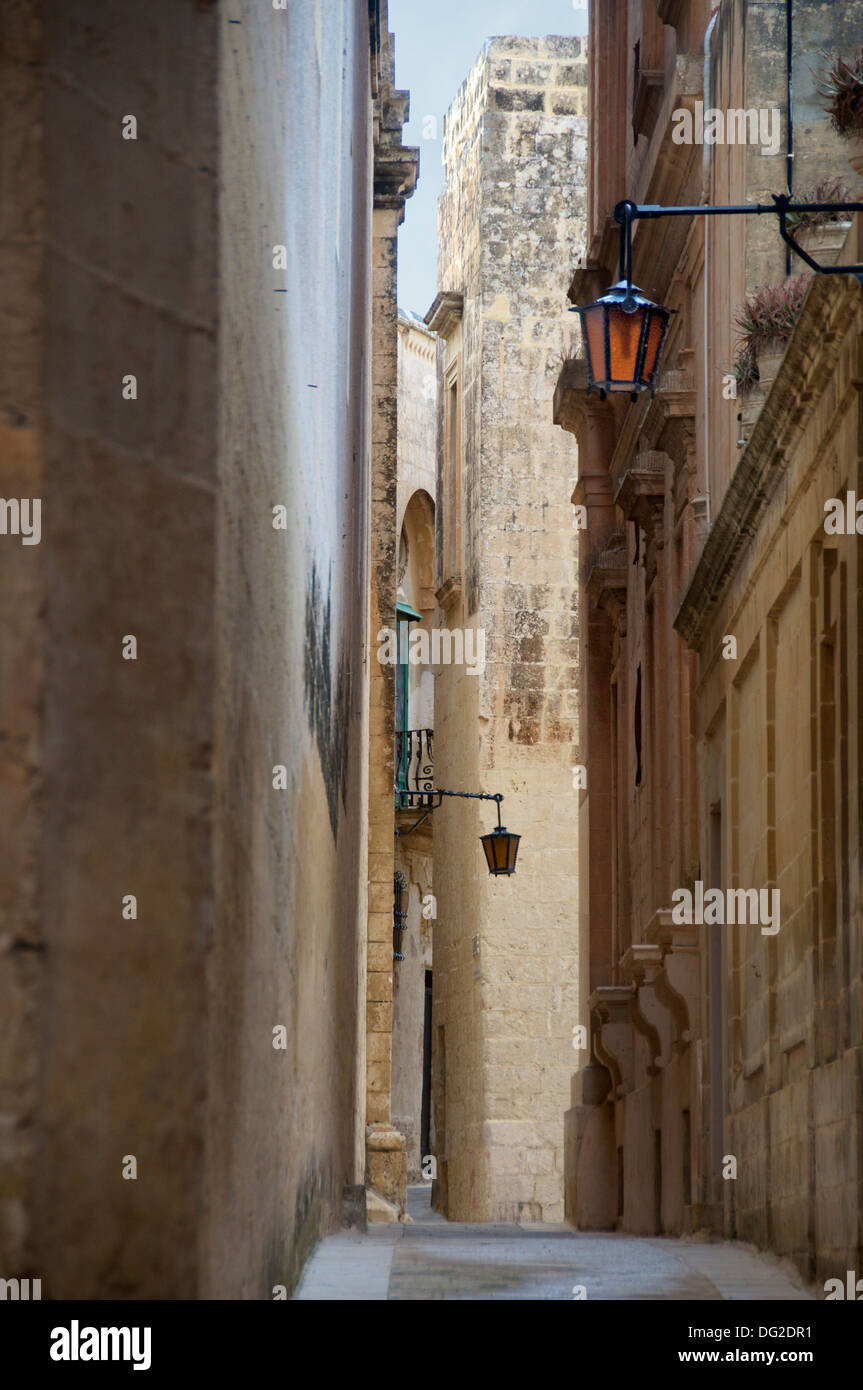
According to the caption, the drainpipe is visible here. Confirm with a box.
[701,7,720,531]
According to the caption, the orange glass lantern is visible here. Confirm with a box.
[576,279,671,400]
[480,825,521,876]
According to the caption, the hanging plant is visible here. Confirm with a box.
[734,275,810,352]
[786,177,853,230]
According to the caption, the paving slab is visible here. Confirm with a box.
[294,1185,815,1302]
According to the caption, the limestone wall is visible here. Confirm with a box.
[0,0,389,1299]
[432,37,586,1222]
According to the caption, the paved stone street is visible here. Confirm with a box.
[295,1186,815,1301]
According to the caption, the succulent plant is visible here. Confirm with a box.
[814,49,863,137]
[786,177,853,230]
[734,275,811,353]
[730,344,759,394]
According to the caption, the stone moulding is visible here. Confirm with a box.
[620,943,665,1075]
[633,65,664,141]
[553,356,591,434]
[424,290,463,338]
[641,368,697,451]
[645,908,699,1051]
[371,23,418,221]
[657,0,687,28]
[589,985,635,1099]
[585,540,627,634]
[614,451,668,539]
[674,272,859,650]
[435,573,462,611]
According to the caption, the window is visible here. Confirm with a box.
[393,872,408,961]
[442,362,462,591]
[395,600,422,805]
[632,3,665,141]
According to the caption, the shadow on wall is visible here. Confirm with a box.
[303,561,352,837]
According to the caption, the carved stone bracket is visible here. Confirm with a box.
[615,451,668,546]
[585,536,627,635]
[620,942,667,1075]
[644,908,700,1052]
[642,367,697,451]
[589,985,635,1099]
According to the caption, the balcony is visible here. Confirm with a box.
[395,728,434,810]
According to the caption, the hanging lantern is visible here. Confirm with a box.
[480,825,521,876]
[576,280,671,400]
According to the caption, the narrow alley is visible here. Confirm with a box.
[296,1188,813,1302]
[3,2,863,1367]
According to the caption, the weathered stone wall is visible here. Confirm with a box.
[0,0,404,1299]
[685,258,863,1282]
[432,37,586,1222]
[0,0,221,1299]
[204,0,379,1295]
[363,47,419,1215]
[0,0,48,1289]
[556,0,863,1283]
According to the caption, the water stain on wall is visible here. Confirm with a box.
[303,561,351,838]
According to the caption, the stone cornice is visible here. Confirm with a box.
[674,273,861,650]
[424,291,463,338]
[568,254,613,308]
[553,357,616,439]
[371,15,419,220]
[374,137,419,216]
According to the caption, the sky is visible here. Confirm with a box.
[389,0,589,318]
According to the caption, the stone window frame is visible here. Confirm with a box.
[441,355,463,595]
[632,2,666,143]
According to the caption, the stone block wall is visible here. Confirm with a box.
[0,0,401,1299]
[432,37,586,1223]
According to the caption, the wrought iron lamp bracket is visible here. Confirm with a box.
[395,787,504,838]
[612,197,863,286]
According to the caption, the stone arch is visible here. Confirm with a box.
[398,488,435,613]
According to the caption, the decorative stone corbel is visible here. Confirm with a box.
[615,451,668,547]
[589,985,635,1099]
[585,534,628,635]
[644,908,701,1052]
[620,942,667,1075]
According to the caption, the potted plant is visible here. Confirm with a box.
[731,343,759,395]
[733,275,810,394]
[786,177,853,266]
[730,344,763,446]
[815,49,863,175]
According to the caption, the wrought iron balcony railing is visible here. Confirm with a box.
[395,728,434,810]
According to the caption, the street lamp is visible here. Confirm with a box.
[479,794,521,876]
[573,194,863,400]
[576,279,671,401]
[396,788,520,877]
